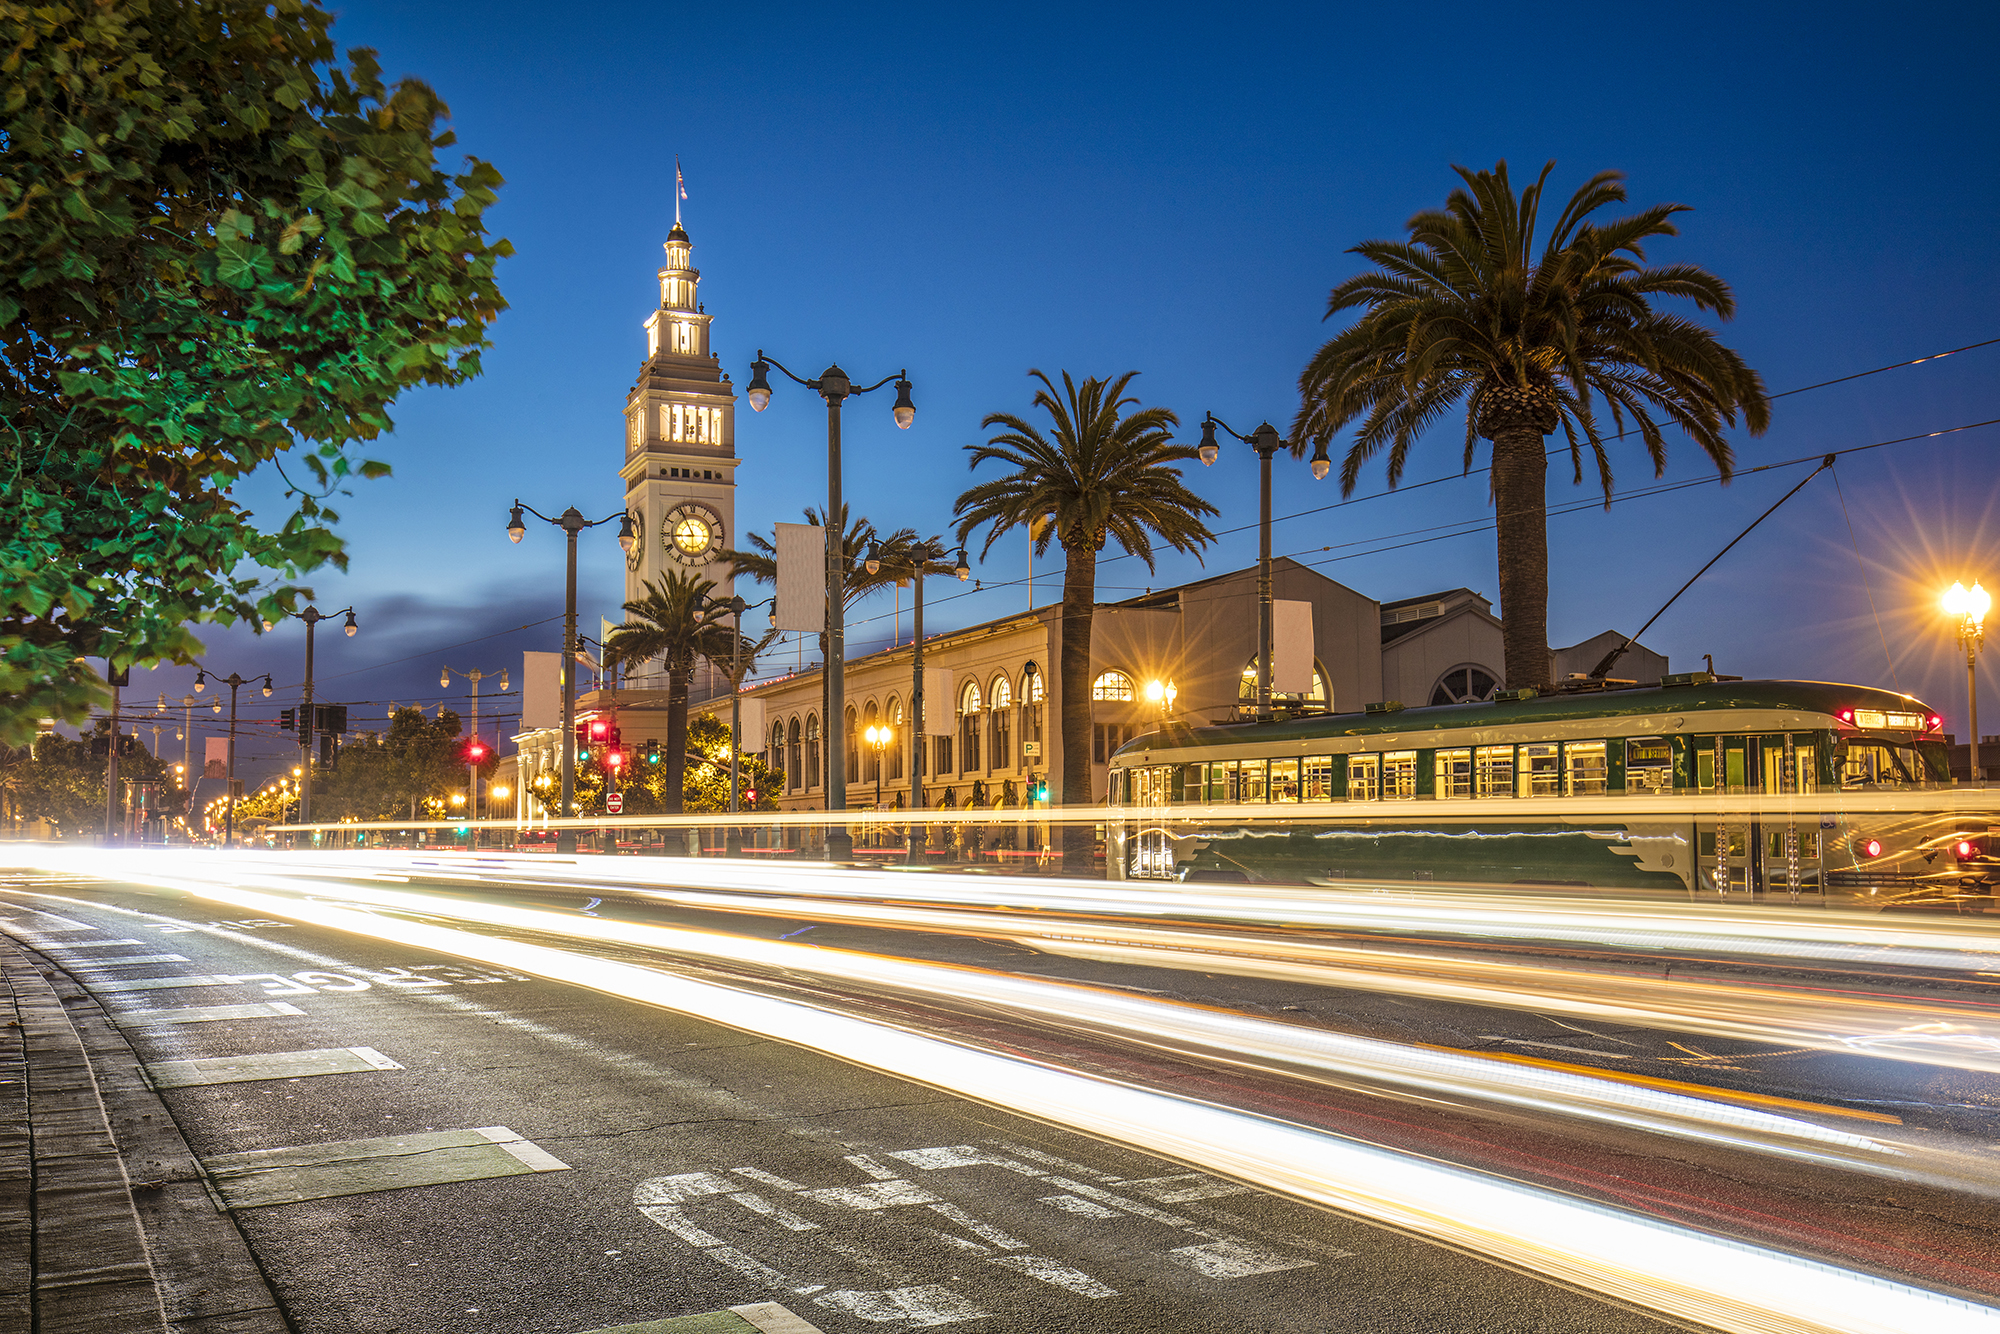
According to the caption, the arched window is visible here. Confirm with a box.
[770,721,784,780]
[885,697,904,781]
[804,714,821,790]
[1239,657,1331,708]
[844,706,859,785]
[862,702,880,783]
[989,674,1012,770]
[1430,665,1499,707]
[958,679,981,772]
[786,718,802,791]
[1021,665,1045,767]
[1092,670,1135,701]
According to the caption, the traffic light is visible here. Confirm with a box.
[1029,775,1049,803]
[644,738,661,765]
[605,747,626,773]
[588,718,613,744]
[742,786,758,805]
[91,735,110,759]
[576,722,592,753]
[314,704,348,734]
[280,708,296,731]
[463,737,489,764]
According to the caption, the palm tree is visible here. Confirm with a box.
[603,571,735,813]
[955,370,1216,873]
[1292,160,1769,691]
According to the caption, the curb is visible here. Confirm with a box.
[2,931,290,1333]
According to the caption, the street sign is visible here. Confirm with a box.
[606,792,624,815]
[1023,741,1041,757]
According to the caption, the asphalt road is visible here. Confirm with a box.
[0,876,1689,1334]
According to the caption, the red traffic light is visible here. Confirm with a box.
[606,748,625,770]
[589,718,612,740]
[742,788,758,804]
[466,740,487,761]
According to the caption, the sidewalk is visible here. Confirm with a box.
[0,928,287,1333]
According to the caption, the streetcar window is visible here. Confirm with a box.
[1475,745,1514,798]
[1566,741,1608,796]
[1269,759,1299,803]
[1436,748,1473,799]
[1384,751,1417,799]
[1796,744,1818,794]
[1520,743,1560,797]
[1765,829,1821,859]
[1241,759,1268,803]
[1837,740,1931,789]
[1697,746,1716,792]
[1180,764,1203,803]
[1627,738,1671,793]
[1211,760,1239,802]
[1349,753,1381,801]
[1303,757,1336,800]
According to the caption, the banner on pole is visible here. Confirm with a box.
[520,651,563,731]
[923,666,953,736]
[773,523,825,632]
[1273,600,1315,696]
[203,735,228,779]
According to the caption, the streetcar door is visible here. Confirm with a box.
[1697,734,1758,898]
[1132,765,1176,879]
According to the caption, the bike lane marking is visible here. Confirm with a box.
[577,1301,829,1333]
[204,1126,569,1209]
[147,1045,404,1088]
[115,1001,308,1026]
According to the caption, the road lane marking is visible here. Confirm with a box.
[1170,1237,1318,1279]
[114,1002,307,1025]
[203,1126,568,1208]
[87,974,237,993]
[987,1254,1117,1298]
[575,1303,831,1334]
[813,1286,986,1327]
[1483,1036,1637,1060]
[1119,1172,1256,1203]
[69,952,192,966]
[39,938,146,949]
[147,1046,404,1088]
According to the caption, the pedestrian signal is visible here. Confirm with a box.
[605,748,625,771]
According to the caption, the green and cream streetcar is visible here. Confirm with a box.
[1106,676,1986,905]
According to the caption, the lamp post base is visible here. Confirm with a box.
[826,828,853,861]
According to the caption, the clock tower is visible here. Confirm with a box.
[620,221,736,618]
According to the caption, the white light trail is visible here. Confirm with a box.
[20,852,1998,1334]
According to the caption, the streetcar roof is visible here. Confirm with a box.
[1109,679,1940,763]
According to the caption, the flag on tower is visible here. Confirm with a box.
[676,157,688,201]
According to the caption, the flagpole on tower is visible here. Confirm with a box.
[675,156,686,227]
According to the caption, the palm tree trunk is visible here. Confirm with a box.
[665,657,690,816]
[1058,542,1097,875]
[1491,426,1551,691]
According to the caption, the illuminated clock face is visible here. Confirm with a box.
[661,502,724,566]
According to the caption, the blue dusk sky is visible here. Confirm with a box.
[122,0,2000,777]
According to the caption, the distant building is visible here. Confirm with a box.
[507,214,1671,816]
[1943,736,2000,783]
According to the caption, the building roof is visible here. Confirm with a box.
[1379,588,1496,645]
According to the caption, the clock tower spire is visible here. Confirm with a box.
[620,215,737,622]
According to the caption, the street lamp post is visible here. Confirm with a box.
[507,501,637,853]
[192,668,272,846]
[1197,414,1329,717]
[746,351,915,859]
[441,663,509,827]
[1144,678,1178,726]
[864,723,891,808]
[1944,580,1991,782]
[701,592,770,855]
[865,537,969,862]
[287,605,358,830]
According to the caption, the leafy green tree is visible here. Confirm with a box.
[576,711,779,817]
[314,707,480,819]
[0,0,509,743]
[603,573,735,813]
[1292,160,1768,690]
[954,370,1215,872]
[5,726,184,838]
